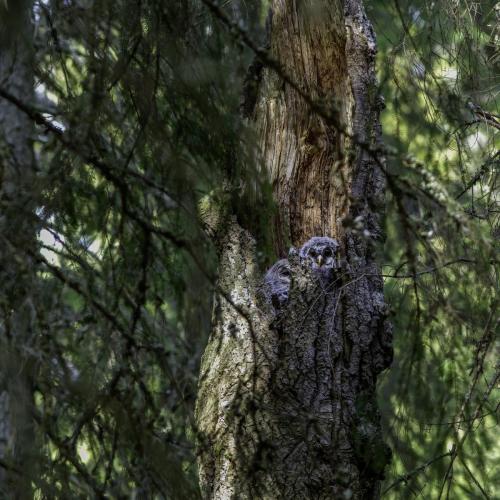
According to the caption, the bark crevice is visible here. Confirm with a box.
[195,1,392,498]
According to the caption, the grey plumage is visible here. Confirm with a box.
[262,237,340,309]
[262,258,291,308]
[299,236,339,282]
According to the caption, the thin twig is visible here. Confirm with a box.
[383,450,453,493]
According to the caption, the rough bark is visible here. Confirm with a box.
[0,2,38,497]
[254,0,351,253]
[195,1,392,498]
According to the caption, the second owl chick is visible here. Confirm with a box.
[262,259,291,309]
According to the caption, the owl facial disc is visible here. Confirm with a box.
[299,236,340,275]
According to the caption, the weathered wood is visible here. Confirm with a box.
[195,1,392,498]
[254,0,352,255]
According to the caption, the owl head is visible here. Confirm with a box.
[263,259,291,309]
[299,237,340,277]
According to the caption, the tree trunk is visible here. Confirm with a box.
[195,1,392,498]
[0,2,37,497]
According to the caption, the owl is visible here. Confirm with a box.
[262,258,291,309]
[262,237,340,309]
[299,236,340,281]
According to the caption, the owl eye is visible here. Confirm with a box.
[309,249,317,258]
[323,248,333,257]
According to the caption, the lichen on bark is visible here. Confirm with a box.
[195,1,392,498]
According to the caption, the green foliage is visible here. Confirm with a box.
[0,0,497,498]
[1,0,271,497]
[367,0,499,497]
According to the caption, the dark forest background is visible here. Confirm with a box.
[0,0,498,498]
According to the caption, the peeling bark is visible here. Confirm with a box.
[195,1,392,498]
[254,0,352,254]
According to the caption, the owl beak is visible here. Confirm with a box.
[317,255,323,266]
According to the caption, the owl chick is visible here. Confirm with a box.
[262,258,291,309]
[299,236,340,282]
[262,237,340,308]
